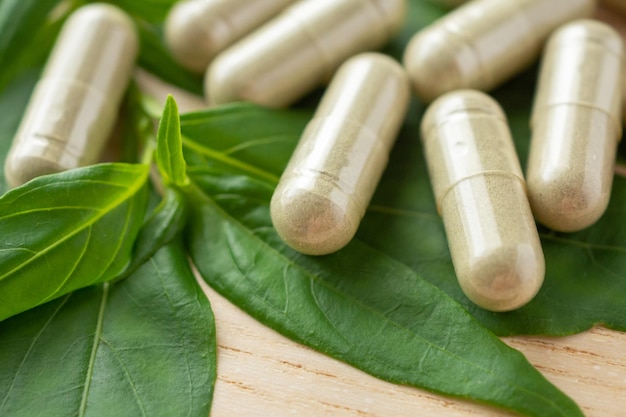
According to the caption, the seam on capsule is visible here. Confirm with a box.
[288,7,335,78]
[436,170,526,215]
[532,101,623,139]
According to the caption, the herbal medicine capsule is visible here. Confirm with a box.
[526,20,624,232]
[4,4,138,188]
[164,0,294,73]
[421,90,544,312]
[403,0,596,102]
[270,53,410,255]
[205,0,406,108]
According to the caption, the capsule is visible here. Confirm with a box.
[526,20,623,232]
[403,0,596,102]
[421,90,544,312]
[270,53,410,255]
[4,4,138,188]
[205,0,406,108]
[164,0,294,73]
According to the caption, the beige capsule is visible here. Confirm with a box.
[270,53,410,255]
[164,0,295,73]
[205,0,406,108]
[526,20,623,232]
[421,90,544,312]
[403,0,596,102]
[4,4,138,188]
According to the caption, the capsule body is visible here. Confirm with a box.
[164,0,294,73]
[421,90,544,312]
[271,53,410,255]
[403,0,596,102]
[526,20,623,232]
[205,0,406,108]
[4,4,138,188]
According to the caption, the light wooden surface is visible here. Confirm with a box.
[135,6,626,415]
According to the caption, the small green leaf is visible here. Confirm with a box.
[0,163,150,321]
[0,242,216,417]
[119,187,188,280]
[156,95,189,187]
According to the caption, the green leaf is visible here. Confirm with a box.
[185,179,582,417]
[0,242,216,417]
[120,187,188,280]
[156,95,189,187]
[0,163,150,321]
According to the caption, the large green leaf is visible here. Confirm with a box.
[181,112,583,417]
[0,163,150,321]
[0,242,216,417]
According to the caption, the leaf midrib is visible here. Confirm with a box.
[78,283,109,417]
